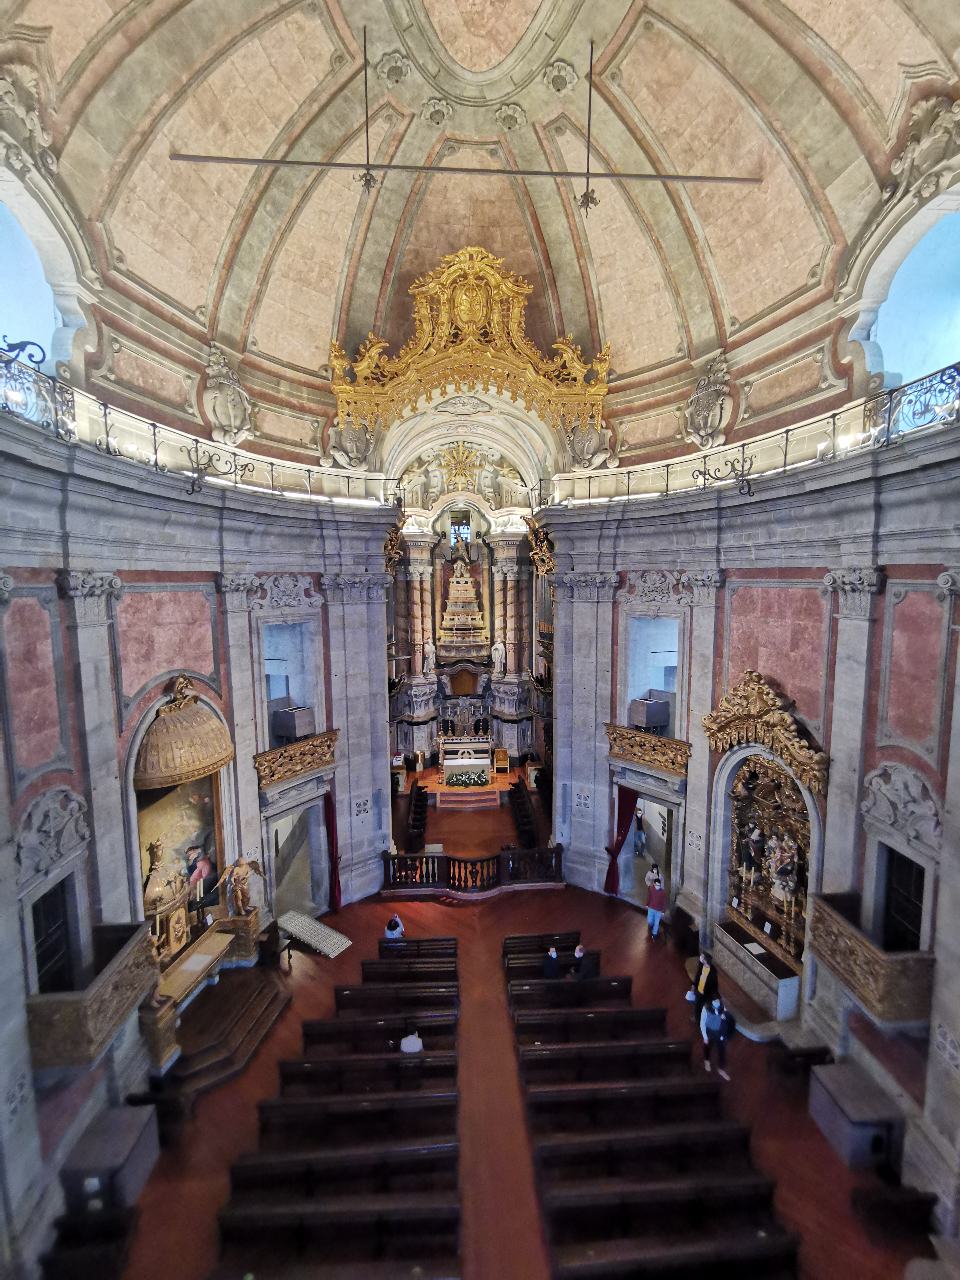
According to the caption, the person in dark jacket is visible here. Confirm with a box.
[700,996,731,1080]
[543,945,561,979]
[567,943,585,978]
[692,951,719,1024]
[646,878,667,940]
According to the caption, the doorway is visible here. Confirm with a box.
[272,804,328,918]
[618,797,674,908]
[881,847,924,952]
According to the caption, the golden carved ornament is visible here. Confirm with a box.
[331,246,609,430]
[809,895,933,1023]
[604,723,692,777]
[253,729,339,789]
[524,515,556,575]
[703,670,828,794]
[134,675,235,790]
[384,518,406,576]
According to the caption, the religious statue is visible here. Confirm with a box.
[202,345,254,447]
[214,854,265,916]
[423,637,437,675]
[142,839,187,914]
[490,637,506,677]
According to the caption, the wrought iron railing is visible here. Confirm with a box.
[0,352,402,506]
[533,359,960,508]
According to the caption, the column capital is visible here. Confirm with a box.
[562,571,619,603]
[216,572,262,610]
[322,572,392,604]
[56,569,123,626]
[822,566,884,619]
[936,567,960,601]
[0,569,13,605]
[684,568,725,607]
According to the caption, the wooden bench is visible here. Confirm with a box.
[302,1011,458,1056]
[526,1077,720,1133]
[361,958,460,985]
[279,1051,458,1095]
[211,1259,461,1280]
[230,1138,459,1198]
[508,976,631,1010]
[379,938,458,959]
[514,1007,665,1045]
[335,983,459,1014]
[534,1119,752,1183]
[258,1088,459,1145]
[552,1224,798,1279]
[519,1039,690,1084]
[503,931,580,957]
[504,951,601,981]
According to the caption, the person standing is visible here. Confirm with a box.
[646,877,667,940]
[692,950,719,1024]
[700,996,731,1080]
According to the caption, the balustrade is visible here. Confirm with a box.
[382,844,563,897]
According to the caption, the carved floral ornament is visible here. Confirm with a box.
[0,63,57,176]
[702,670,829,795]
[15,787,90,886]
[861,763,942,853]
[617,569,723,611]
[604,724,692,778]
[330,247,610,439]
[253,730,339,789]
[523,516,556,576]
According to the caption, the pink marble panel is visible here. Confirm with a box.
[885,590,944,746]
[727,586,826,725]
[4,597,62,770]
[116,590,214,697]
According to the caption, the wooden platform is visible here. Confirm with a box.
[435,787,501,810]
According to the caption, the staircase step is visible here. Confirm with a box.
[172,975,290,1096]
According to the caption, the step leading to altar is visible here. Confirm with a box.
[435,787,501,810]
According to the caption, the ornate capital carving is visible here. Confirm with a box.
[616,568,724,612]
[861,763,942,853]
[703,670,828,794]
[822,567,884,618]
[936,567,960,600]
[56,569,123,625]
[16,786,89,885]
[563,571,619,603]
[322,573,391,604]
[0,569,12,605]
[216,572,262,609]
[257,573,323,611]
[604,724,691,777]
[683,569,725,606]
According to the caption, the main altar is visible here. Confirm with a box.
[438,732,492,780]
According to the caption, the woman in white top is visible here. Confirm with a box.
[384,914,404,940]
[644,861,662,889]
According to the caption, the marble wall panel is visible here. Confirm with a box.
[880,586,948,760]
[2,595,62,773]
[115,588,215,702]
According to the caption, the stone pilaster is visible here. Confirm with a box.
[903,573,960,1231]
[322,573,393,903]
[820,567,884,892]
[678,570,724,925]
[505,568,520,674]
[56,569,130,921]
[215,573,266,881]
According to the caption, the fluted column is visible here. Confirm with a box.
[505,568,520,674]
[393,568,409,674]
[405,539,433,676]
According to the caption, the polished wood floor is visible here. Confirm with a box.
[124,888,930,1280]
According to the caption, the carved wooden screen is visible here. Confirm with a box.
[728,756,809,972]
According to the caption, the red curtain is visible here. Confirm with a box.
[323,790,342,912]
[603,785,639,895]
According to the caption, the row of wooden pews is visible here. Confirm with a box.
[507,776,538,848]
[505,930,800,1279]
[211,936,463,1280]
[406,781,428,853]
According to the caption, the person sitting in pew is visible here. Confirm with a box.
[399,1027,423,1054]
[543,945,561,979]
[384,913,405,940]
[567,943,585,978]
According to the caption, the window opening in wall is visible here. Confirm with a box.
[882,847,924,952]
[0,202,61,355]
[875,211,960,386]
[32,878,73,994]
[449,512,471,548]
[626,616,679,736]
[263,622,313,747]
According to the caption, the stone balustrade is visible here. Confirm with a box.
[603,723,692,777]
[382,844,563,897]
[26,923,157,1070]
[808,894,935,1024]
[253,729,338,789]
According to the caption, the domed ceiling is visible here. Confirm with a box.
[2,0,958,463]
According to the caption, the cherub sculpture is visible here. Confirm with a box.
[214,853,265,915]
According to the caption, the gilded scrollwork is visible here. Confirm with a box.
[523,516,556,576]
[253,730,339,789]
[703,670,828,794]
[604,723,691,777]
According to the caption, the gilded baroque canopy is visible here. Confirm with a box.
[702,670,828,794]
[134,675,235,790]
[331,247,609,432]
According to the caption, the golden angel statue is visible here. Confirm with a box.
[214,853,265,915]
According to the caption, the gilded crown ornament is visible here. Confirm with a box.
[330,246,609,433]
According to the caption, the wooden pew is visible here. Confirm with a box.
[211,1259,461,1280]
[519,1039,690,1084]
[303,1011,457,1056]
[335,982,459,1014]
[361,958,459,985]
[525,1077,720,1133]
[258,1088,458,1145]
[279,1050,458,1095]
[552,1224,798,1279]
[504,951,600,981]
[534,1119,753,1183]
[502,931,580,957]
[230,1138,459,1199]
[507,976,631,1010]
[379,938,458,959]
[514,1007,665,1045]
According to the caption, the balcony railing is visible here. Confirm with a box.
[253,730,339,789]
[604,723,691,777]
[533,359,960,509]
[808,894,934,1025]
[382,844,562,897]
[0,356,400,507]
[26,923,157,1070]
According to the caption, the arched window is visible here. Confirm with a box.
[0,201,61,357]
[874,211,960,384]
